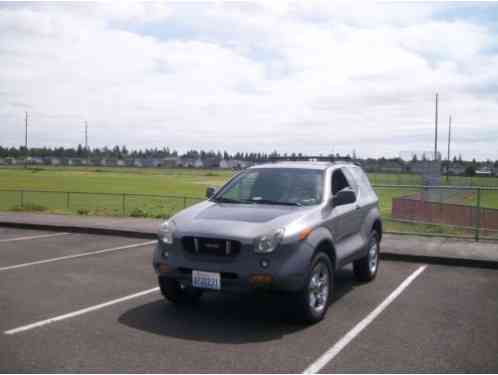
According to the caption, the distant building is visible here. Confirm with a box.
[47,157,61,166]
[27,157,44,165]
[178,157,197,168]
[66,158,83,166]
[142,158,161,168]
[193,158,204,168]
[203,157,220,169]
[161,157,180,168]
[132,159,143,168]
[219,159,237,169]
[0,158,5,165]
[219,159,250,169]
[476,167,493,176]
[447,164,466,176]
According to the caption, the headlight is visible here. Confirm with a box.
[254,228,285,253]
[158,221,175,245]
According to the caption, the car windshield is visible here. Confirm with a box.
[214,168,324,206]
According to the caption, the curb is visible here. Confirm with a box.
[2,220,497,269]
[0,221,156,240]
[380,251,498,270]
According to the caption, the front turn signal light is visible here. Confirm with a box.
[299,227,312,241]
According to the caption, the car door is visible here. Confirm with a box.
[342,166,365,231]
[327,167,363,262]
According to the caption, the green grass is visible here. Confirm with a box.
[0,166,497,238]
[367,173,423,185]
[0,167,232,195]
[0,167,227,218]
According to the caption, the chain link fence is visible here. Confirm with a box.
[375,185,498,241]
[0,189,202,219]
[1,185,497,241]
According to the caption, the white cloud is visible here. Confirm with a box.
[0,2,497,160]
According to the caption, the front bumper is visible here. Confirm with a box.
[152,238,315,293]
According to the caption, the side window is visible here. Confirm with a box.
[331,168,351,195]
[342,167,359,195]
[350,166,376,198]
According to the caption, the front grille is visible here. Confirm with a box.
[182,237,241,257]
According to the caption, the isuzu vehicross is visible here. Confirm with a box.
[153,160,382,323]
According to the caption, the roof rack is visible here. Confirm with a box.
[269,155,357,163]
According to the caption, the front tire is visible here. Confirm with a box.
[297,252,333,324]
[158,277,202,304]
[353,231,380,282]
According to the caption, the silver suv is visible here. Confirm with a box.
[153,161,382,323]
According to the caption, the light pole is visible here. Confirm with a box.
[434,93,438,161]
[24,112,28,168]
[84,121,90,167]
[446,115,452,182]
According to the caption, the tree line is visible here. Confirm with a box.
[0,145,352,162]
[0,145,496,165]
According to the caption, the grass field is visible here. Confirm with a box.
[1,166,497,239]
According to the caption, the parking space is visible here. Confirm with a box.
[0,227,69,242]
[0,227,496,372]
[320,265,498,373]
[0,229,152,269]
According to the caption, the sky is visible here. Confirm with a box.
[1,1,497,160]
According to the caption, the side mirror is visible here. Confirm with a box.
[206,187,217,199]
[331,188,356,207]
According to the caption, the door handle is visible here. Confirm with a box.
[355,204,360,210]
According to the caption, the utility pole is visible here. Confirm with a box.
[434,93,439,161]
[446,115,452,182]
[24,112,28,168]
[84,121,89,166]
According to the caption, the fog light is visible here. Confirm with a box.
[249,274,272,286]
[260,259,270,269]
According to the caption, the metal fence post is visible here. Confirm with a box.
[20,191,24,207]
[183,196,187,208]
[122,193,126,216]
[66,192,70,209]
[475,187,481,242]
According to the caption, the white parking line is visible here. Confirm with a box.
[0,232,70,243]
[303,265,427,374]
[0,240,156,271]
[4,287,160,335]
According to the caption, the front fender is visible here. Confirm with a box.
[361,206,382,241]
[303,226,337,269]
[305,226,334,249]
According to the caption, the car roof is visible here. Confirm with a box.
[248,161,356,171]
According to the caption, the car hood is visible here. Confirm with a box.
[171,200,317,240]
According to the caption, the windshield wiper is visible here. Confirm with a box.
[249,198,302,206]
[213,197,247,204]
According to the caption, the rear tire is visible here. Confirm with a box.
[296,252,333,324]
[158,277,202,304]
[353,231,380,282]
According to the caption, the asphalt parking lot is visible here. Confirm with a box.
[0,227,497,373]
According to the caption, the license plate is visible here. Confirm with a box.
[192,270,221,290]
